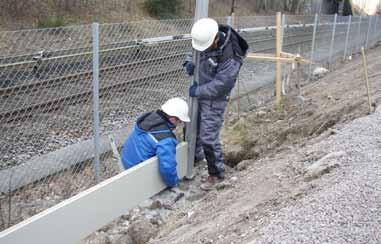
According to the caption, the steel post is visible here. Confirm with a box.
[91,23,101,183]
[275,12,282,105]
[365,16,372,49]
[186,0,209,179]
[343,15,352,60]
[309,14,319,80]
[226,15,232,25]
[281,14,286,48]
[357,16,362,52]
[373,16,379,45]
[328,14,337,67]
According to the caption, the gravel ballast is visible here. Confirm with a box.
[253,110,381,243]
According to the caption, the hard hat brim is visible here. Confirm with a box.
[178,114,191,123]
[192,38,214,52]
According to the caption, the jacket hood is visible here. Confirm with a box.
[218,25,232,50]
[135,110,174,133]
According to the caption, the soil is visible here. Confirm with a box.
[146,44,381,243]
[78,44,381,244]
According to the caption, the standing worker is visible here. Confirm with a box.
[183,18,248,190]
[121,97,190,188]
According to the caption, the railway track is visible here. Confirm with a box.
[0,24,351,124]
[0,52,185,97]
[0,39,191,86]
[0,68,183,122]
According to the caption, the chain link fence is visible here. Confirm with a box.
[0,24,95,230]
[0,14,380,231]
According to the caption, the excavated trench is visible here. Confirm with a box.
[222,91,374,169]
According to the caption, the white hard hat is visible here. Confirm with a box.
[191,18,219,51]
[161,97,190,122]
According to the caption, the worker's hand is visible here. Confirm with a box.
[189,82,199,97]
[183,61,194,76]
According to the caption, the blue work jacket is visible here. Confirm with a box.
[121,111,179,187]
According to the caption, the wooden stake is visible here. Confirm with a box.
[276,12,282,105]
[247,53,313,64]
[361,47,372,114]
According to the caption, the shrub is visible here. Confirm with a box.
[37,16,65,29]
[143,0,183,19]
[342,0,353,16]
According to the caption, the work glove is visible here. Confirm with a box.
[189,82,199,97]
[183,61,195,76]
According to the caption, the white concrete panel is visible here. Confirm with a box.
[0,142,187,244]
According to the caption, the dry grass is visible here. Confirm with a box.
[0,0,149,30]
[0,0,304,31]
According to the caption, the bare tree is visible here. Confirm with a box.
[377,0,381,15]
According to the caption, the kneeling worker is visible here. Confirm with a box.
[121,97,190,187]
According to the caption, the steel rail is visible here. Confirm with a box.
[0,68,183,122]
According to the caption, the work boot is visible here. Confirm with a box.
[200,176,223,191]
[201,172,224,183]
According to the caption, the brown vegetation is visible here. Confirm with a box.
[0,0,146,30]
[0,0,311,30]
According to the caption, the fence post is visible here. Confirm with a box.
[281,14,286,48]
[343,15,352,60]
[365,16,372,49]
[374,16,381,42]
[328,14,337,67]
[230,12,240,119]
[375,16,381,42]
[91,23,101,183]
[186,0,209,179]
[309,13,318,80]
[280,14,286,93]
[275,12,282,106]
[373,16,379,46]
[357,16,362,52]
[226,15,232,25]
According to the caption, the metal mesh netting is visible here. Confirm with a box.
[311,15,336,64]
[347,16,361,58]
[97,20,193,180]
[0,19,193,230]
[0,24,96,230]
[229,16,277,111]
[0,15,380,231]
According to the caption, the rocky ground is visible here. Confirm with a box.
[80,44,381,244]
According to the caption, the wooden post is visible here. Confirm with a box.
[361,47,372,114]
[276,12,282,105]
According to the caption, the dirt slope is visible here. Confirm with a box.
[150,45,381,244]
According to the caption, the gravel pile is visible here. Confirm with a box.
[254,109,381,244]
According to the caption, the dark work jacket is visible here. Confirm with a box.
[186,24,248,100]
